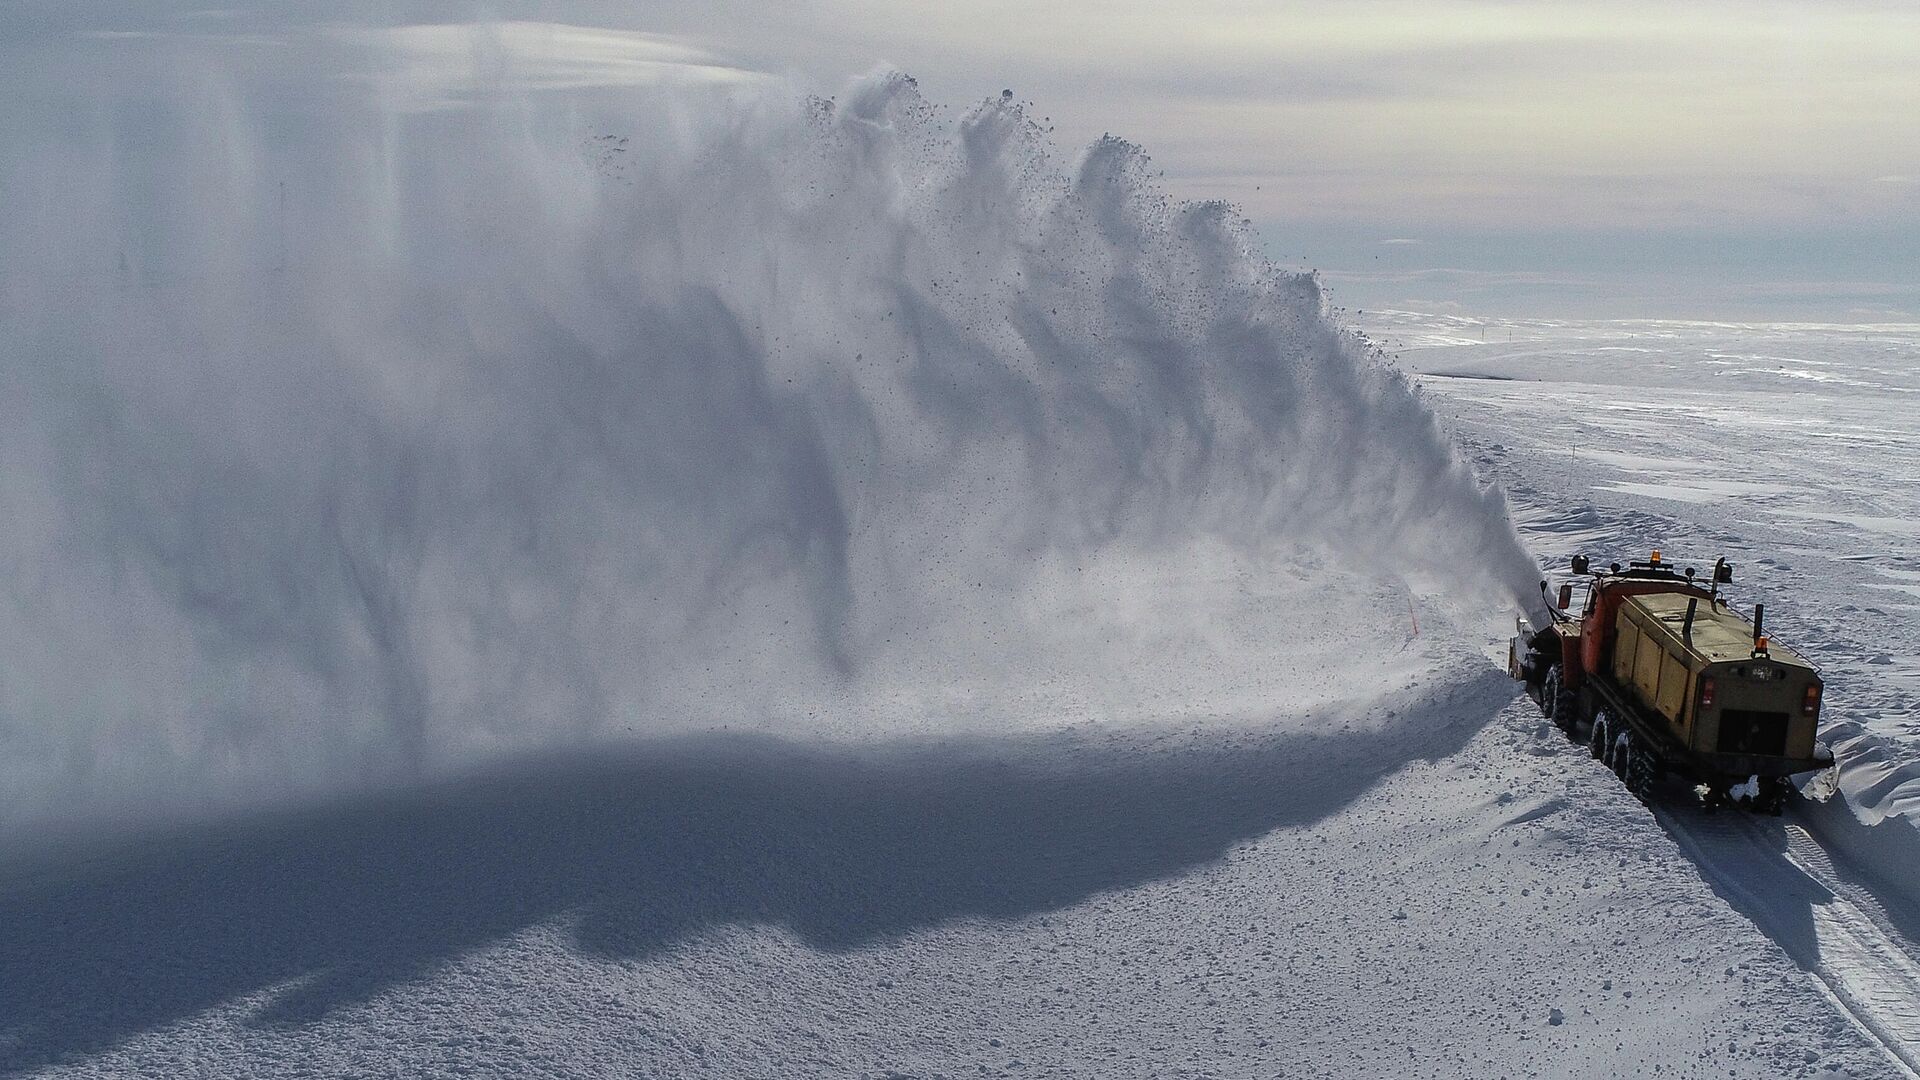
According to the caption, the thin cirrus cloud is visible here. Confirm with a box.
[657,0,1920,232]
[19,1,1920,230]
[8,0,1915,316]
[326,22,767,112]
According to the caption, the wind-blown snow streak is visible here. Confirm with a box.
[0,35,1535,831]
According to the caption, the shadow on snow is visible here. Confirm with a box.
[0,677,1503,1073]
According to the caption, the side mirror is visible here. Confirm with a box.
[1557,583,1574,610]
[1570,554,1590,575]
[1714,559,1733,584]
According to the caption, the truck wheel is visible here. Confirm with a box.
[1611,729,1630,779]
[1762,778,1790,816]
[1543,665,1578,736]
[1625,739,1659,805]
[1589,711,1611,761]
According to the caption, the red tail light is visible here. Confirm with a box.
[1804,683,1822,717]
[1700,677,1717,708]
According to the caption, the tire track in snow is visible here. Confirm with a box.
[1661,808,1920,1079]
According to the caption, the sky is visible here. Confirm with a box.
[7,0,1918,320]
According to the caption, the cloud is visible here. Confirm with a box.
[77,28,286,46]
[22,2,1920,236]
[326,22,767,111]
[1378,238,1422,245]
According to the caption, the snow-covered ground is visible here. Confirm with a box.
[1370,311,1920,822]
[1377,310,1920,1077]
[6,303,1917,1076]
[5,550,1916,1077]
[9,312,1920,1077]
[7,679,1908,1079]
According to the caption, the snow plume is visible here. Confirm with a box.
[0,32,1535,832]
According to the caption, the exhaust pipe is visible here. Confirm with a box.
[1683,597,1697,644]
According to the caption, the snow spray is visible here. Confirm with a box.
[0,30,1538,832]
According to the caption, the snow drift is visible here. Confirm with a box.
[0,27,1535,833]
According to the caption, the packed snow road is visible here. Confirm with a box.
[1387,310,1920,1080]
[1662,808,1920,1078]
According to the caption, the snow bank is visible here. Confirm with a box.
[1799,721,1920,919]
[0,34,1534,832]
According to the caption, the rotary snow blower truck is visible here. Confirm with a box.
[1510,551,1833,813]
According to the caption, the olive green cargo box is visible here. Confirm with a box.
[1611,592,1822,769]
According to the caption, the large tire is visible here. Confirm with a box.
[1611,729,1630,779]
[1761,778,1790,816]
[1625,737,1659,805]
[1589,711,1610,761]
[1543,665,1578,736]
